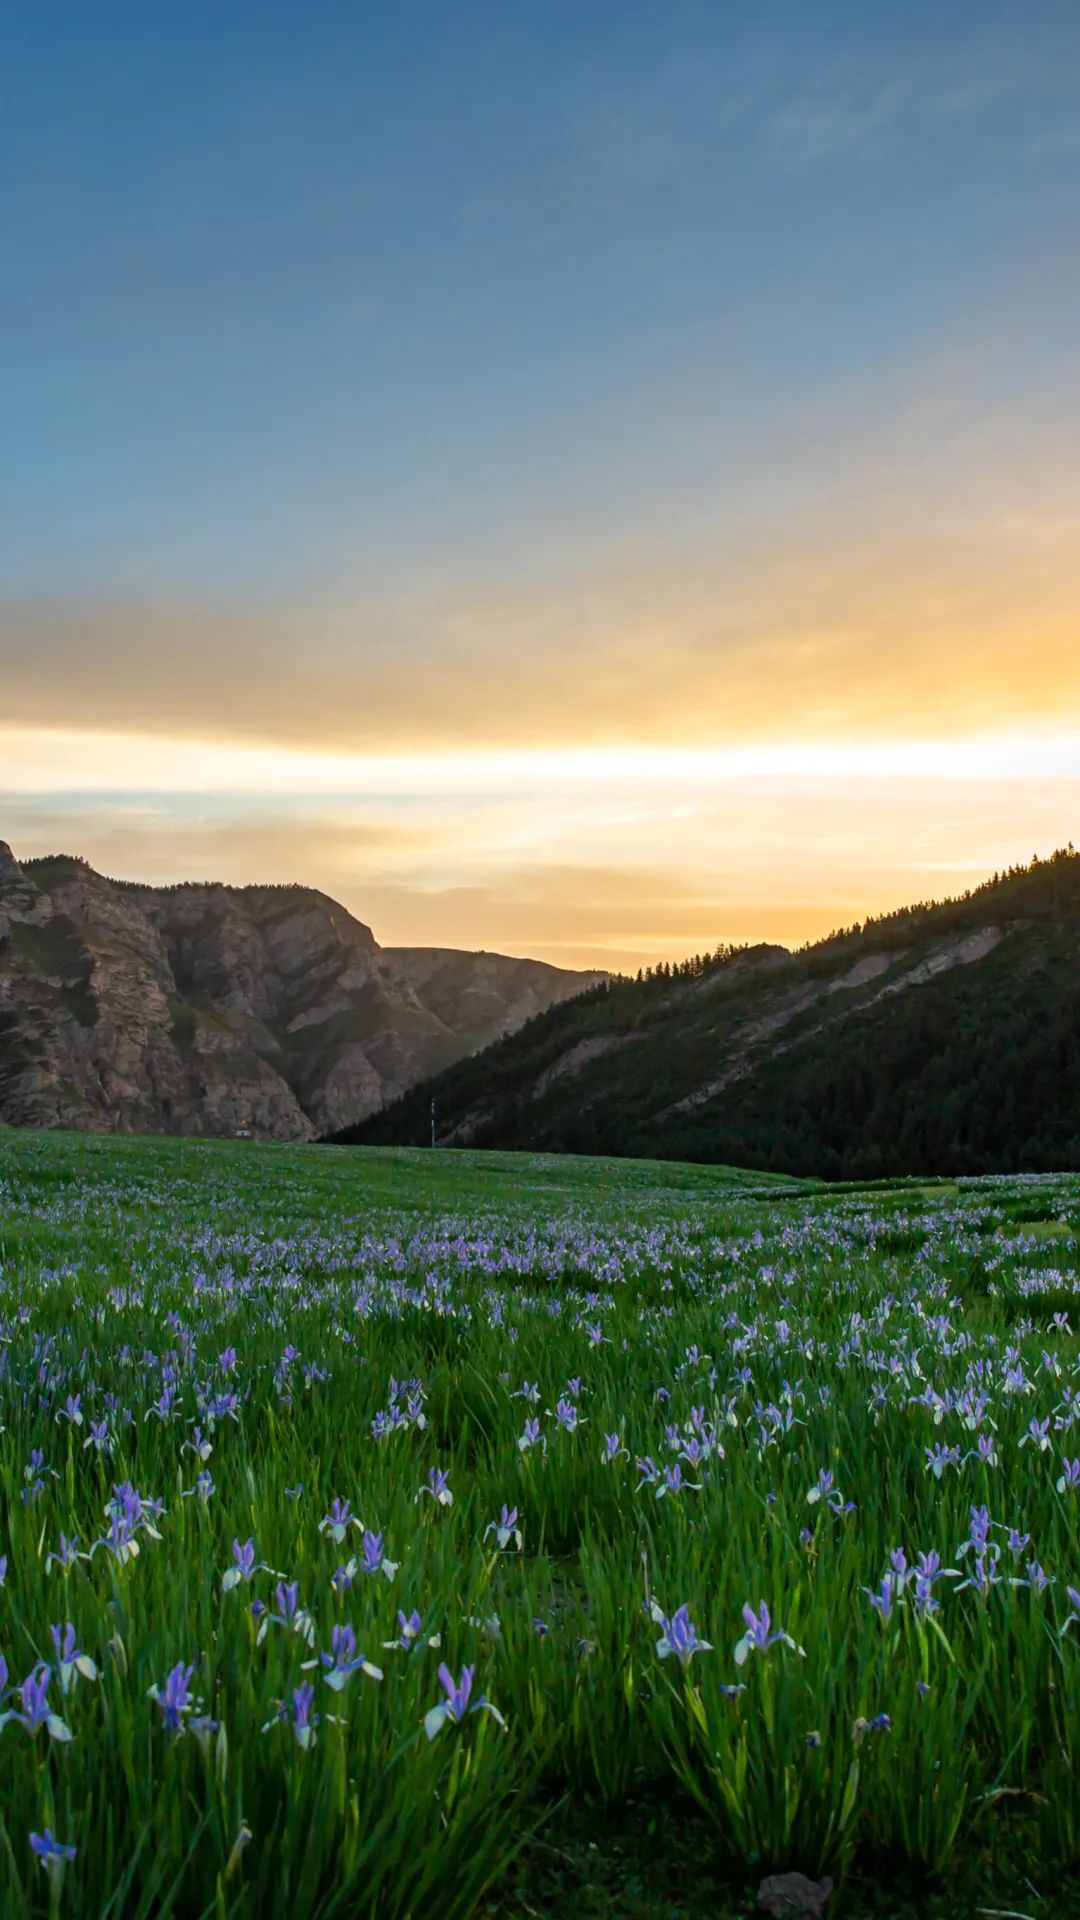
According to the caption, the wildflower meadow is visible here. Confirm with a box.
[1,1130,1079,1917]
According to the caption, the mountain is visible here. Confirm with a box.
[0,844,606,1139]
[335,848,1080,1179]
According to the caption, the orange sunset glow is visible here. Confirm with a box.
[2,5,1078,965]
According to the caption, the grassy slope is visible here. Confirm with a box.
[0,1128,809,1227]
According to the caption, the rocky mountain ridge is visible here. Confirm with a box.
[0,844,606,1138]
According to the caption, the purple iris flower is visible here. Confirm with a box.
[864,1574,896,1621]
[30,1829,76,1874]
[290,1681,319,1749]
[221,1537,264,1591]
[423,1663,506,1740]
[49,1622,97,1695]
[45,1532,83,1574]
[0,1664,71,1742]
[383,1609,440,1653]
[147,1386,175,1422]
[84,1419,111,1454]
[925,1442,962,1478]
[807,1466,856,1514]
[961,1507,991,1555]
[306,1622,382,1691]
[485,1505,522,1550]
[659,1462,700,1498]
[651,1602,711,1669]
[420,1467,453,1506]
[912,1573,938,1615]
[319,1497,356,1543]
[734,1601,804,1666]
[258,1580,314,1647]
[359,1528,399,1578]
[151,1660,197,1733]
[1020,1416,1052,1453]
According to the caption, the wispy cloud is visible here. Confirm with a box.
[5,744,1078,971]
[764,29,1069,166]
[6,225,1077,760]
[4,501,1078,756]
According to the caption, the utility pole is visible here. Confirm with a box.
[430,1096,436,1148]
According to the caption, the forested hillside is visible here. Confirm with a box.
[333,848,1080,1178]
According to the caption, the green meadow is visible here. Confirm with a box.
[1,1130,1079,1917]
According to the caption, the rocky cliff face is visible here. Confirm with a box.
[0,845,606,1139]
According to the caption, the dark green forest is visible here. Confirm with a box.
[332,847,1080,1179]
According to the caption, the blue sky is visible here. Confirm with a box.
[2,2,1079,964]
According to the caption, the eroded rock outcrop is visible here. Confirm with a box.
[0,849,605,1139]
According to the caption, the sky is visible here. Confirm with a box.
[2,1,1079,970]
